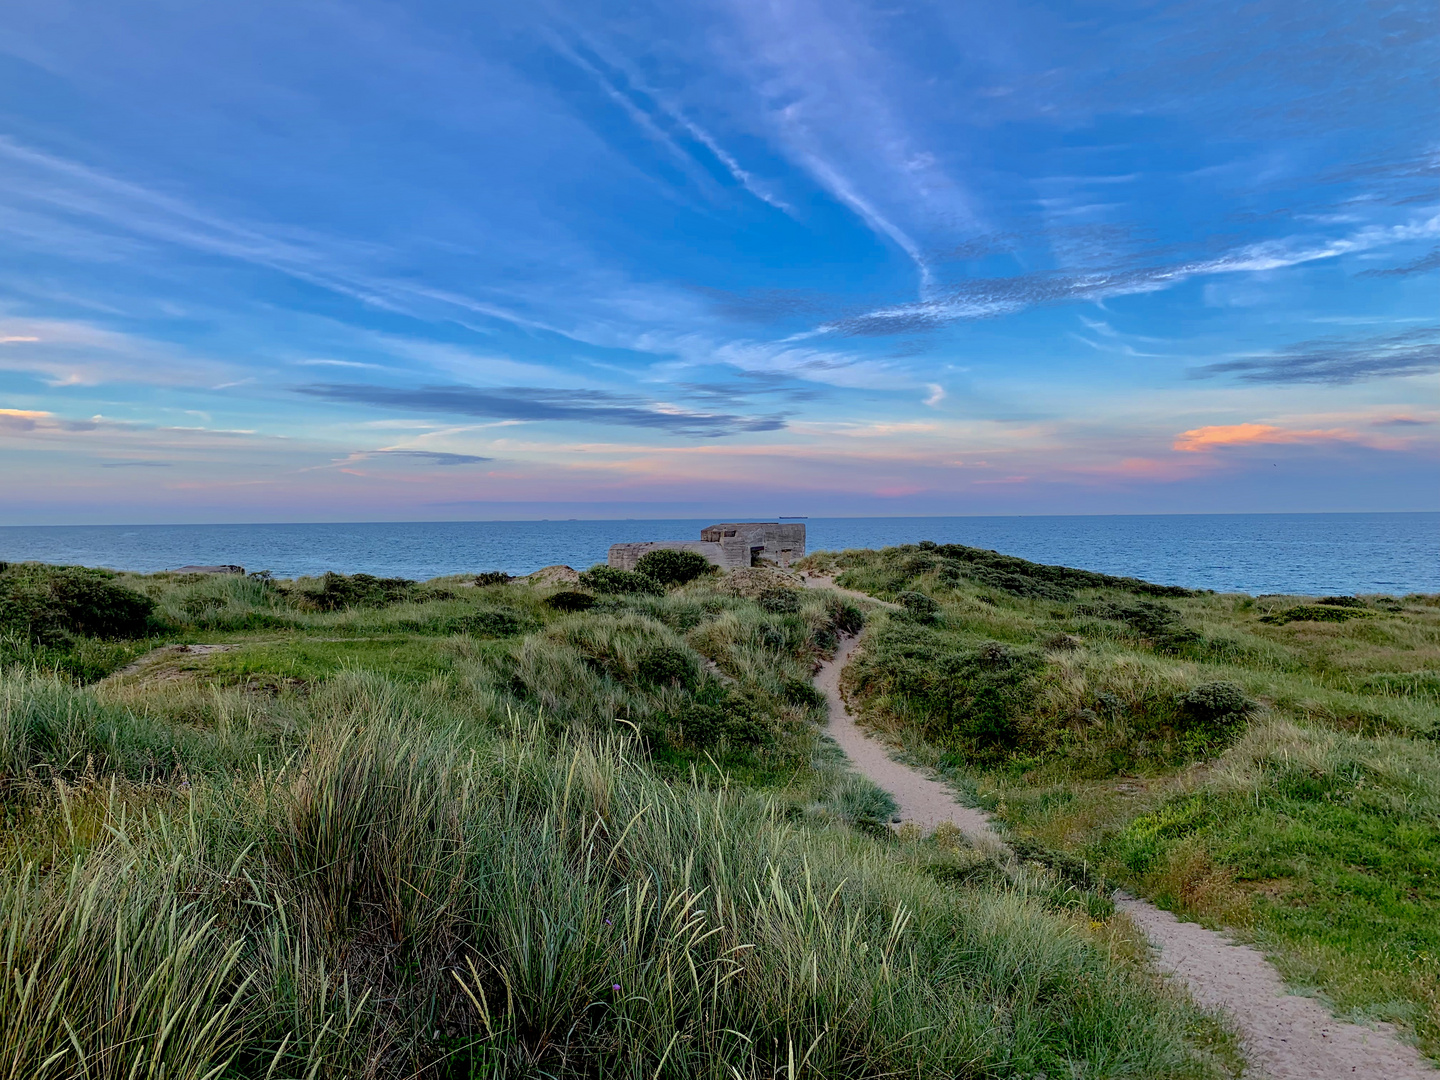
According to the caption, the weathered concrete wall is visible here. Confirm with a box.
[607,540,728,572]
[699,523,806,566]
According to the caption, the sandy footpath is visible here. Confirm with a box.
[807,603,1434,1079]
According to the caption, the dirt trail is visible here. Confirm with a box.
[808,613,1433,1079]
[105,642,239,681]
[817,636,1003,848]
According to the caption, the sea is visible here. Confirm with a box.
[0,513,1435,596]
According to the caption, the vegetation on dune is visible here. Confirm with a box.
[0,560,1236,1078]
[808,542,1440,1057]
[633,547,716,586]
[578,563,664,596]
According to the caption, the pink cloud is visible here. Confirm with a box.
[1173,423,1359,453]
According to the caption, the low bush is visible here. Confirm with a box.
[473,571,513,586]
[546,590,596,612]
[634,548,715,586]
[850,625,1044,756]
[827,597,865,636]
[451,607,527,636]
[1175,680,1256,740]
[0,564,155,643]
[923,544,1196,600]
[1078,599,1202,652]
[669,683,775,748]
[1261,604,1371,625]
[578,564,664,596]
[635,645,698,689]
[896,590,940,622]
[290,571,419,611]
[757,586,801,614]
[783,677,827,710]
[1079,599,1182,637]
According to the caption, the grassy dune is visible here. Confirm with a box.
[0,561,1234,1078]
[806,541,1440,1057]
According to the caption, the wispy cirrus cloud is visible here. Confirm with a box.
[0,316,237,387]
[1193,326,1440,384]
[295,382,787,437]
[543,26,793,215]
[824,212,1440,336]
[0,136,590,342]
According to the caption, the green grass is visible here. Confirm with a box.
[0,563,1238,1078]
[206,635,460,684]
[811,542,1440,1057]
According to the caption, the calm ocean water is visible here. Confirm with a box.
[0,514,1435,596]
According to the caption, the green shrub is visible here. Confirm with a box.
[828,598,865,636]
[578,564,664,596]
[636,645,698,689]
[671,683,774,748]
[1316,595,1366,608]
[1261,604,1371,625]
[546,590,596,612]
[1077,598,1203,653]
[896,590,940,622]
[0,632,144,683]
[473,571,513,587]
[0,564,155,642]
[935,543,1195,598]
[450,608,527,636]
[852,626,1043,756]
[782,677,827,710]
[1175,680,1255,740]
[291,572,419,611]
[757,587,801,614]
[634,549,715,586]
[1079,599,1182,637]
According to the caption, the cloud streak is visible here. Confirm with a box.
[295,383,787,437]
[824,213,1440,336]
[1193,326,1440,384]
[1358,246,1440,278]
[364,449,493,466]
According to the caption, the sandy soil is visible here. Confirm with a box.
[808,616,1435,1079]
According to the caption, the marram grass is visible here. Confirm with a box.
[0,666,1229,1078]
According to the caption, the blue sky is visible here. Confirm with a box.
[1,0,1436,523]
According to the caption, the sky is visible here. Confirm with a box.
[0,0,1436,524]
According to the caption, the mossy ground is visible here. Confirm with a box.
[806,541,1440,1057]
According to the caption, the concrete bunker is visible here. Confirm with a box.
[608,522,806,572]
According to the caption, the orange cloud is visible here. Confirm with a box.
[1173,423,1356,453]
[0,408,51,419]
